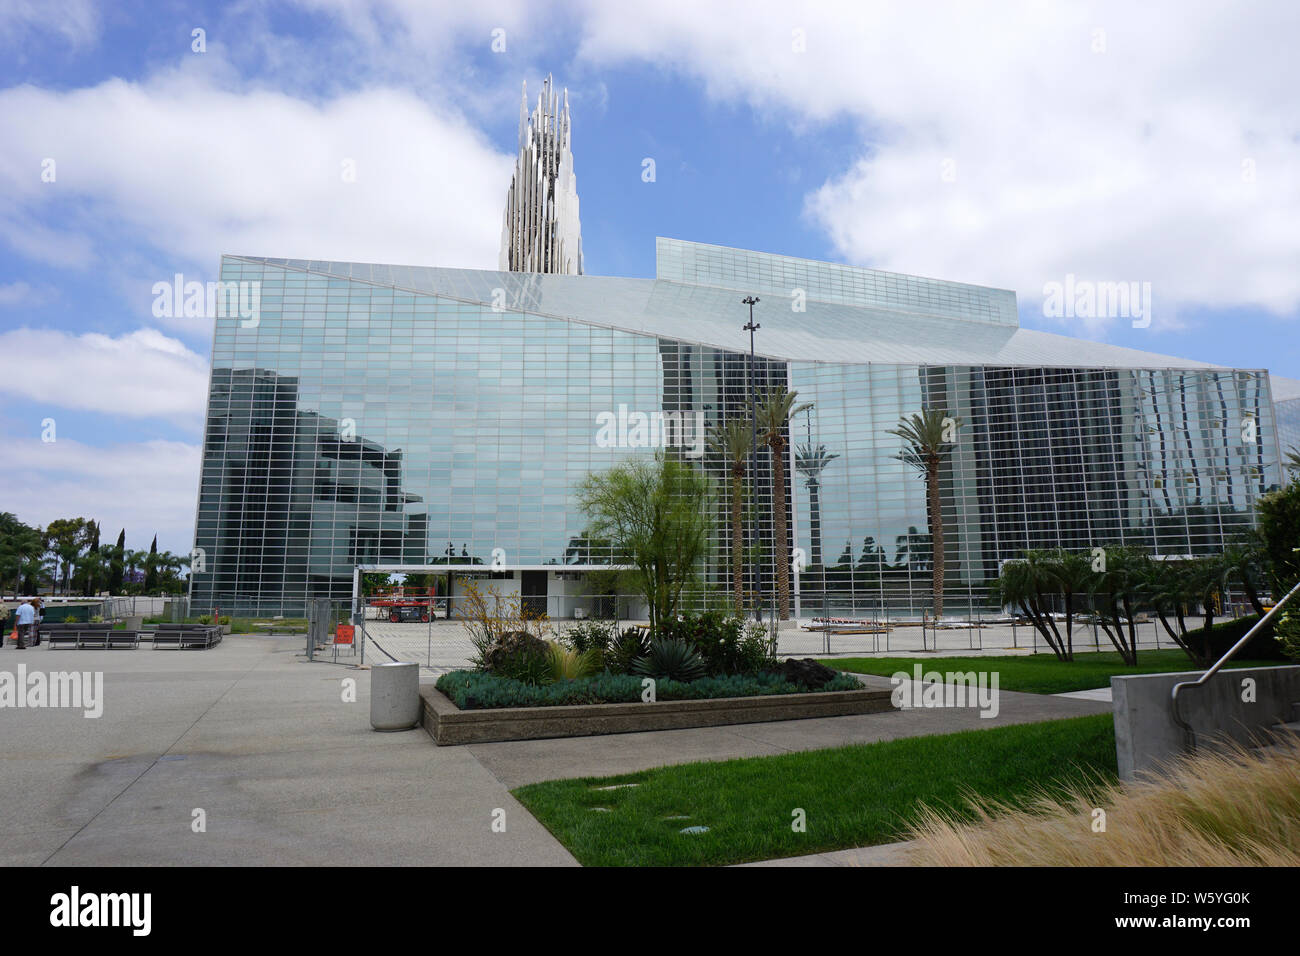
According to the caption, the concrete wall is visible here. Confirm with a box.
[1111,665,1300,780]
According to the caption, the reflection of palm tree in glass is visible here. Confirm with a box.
[709,418,755,616]
[794,443,838,568]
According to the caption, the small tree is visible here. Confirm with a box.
[1089,545,1146,665]
[577,453,712,632]
[993,550,1070,661]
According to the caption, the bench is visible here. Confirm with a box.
[42,627,140,649]
[151,625,222,649]
[44,630,82,649]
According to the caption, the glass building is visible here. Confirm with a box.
[191,239,1291,617]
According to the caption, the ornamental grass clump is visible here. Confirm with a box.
[907,735,1300,866]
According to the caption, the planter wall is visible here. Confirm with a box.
[421,684,896,746]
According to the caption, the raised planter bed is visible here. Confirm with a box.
[420,683,897,746]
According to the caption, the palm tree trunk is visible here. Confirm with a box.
[770,436,791,621]
[927,458,944,620]
[808,479,823,567]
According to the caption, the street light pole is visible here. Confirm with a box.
[742,296,761,622]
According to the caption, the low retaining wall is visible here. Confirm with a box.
[420,684,897,746]
[1111,665,1300,780]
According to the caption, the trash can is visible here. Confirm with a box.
[370,661,421,731]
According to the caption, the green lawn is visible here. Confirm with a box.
[828,649,1280,695]
[513,714,1116,867]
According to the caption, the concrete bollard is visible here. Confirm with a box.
[370,662,421,731]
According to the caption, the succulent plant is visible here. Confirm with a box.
[632,638,707,683]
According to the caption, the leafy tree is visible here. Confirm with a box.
[756,387,812,620]
[45,517,88,595]
[361,572,393,596]
[77,521,101,595]
[0,513,44,594]
[708,417,754,616]
[889,409,962,621]
[1256,480,1300,596]
[577,452,712,632]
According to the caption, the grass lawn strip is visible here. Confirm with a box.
[513,713,1116,867]
[828,649,1281,695]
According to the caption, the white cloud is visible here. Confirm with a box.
[0,0,100,48]
[0,436,200,555]
[0,280,43,306]
[569,0,1300,330]
[0,66,515,279]
[0,327,208,425]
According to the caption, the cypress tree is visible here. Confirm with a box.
[144,534,159,593]
[109,528,126,593]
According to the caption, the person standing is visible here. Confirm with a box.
[31,597,43,646]
[14,599,35,649]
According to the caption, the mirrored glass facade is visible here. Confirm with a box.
[191,241,1287,616]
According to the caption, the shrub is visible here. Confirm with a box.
[606,627,650,675]
[1187,613,1287,662]
[1277,611,1300,663]
[435,668,861,710]
[632,638,707,682]
[461,579,552,669]
[90,614,105,623]
[656,611,743,674]
[63,614,78,623]
[481,630,553,685]
[562,619,619,667]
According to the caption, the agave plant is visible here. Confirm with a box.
[631,638,707,682]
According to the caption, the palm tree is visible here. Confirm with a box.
[794,443,839,568]
[1286,446,1300,481]
[756,388,812,620]
[888,409,962,621]
[709,418,755,616]
[123,549,148,589]
[1045,548,1093,661]
[992,550,1068,660]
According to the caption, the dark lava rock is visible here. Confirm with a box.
[775,657,840,689]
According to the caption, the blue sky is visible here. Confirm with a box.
[1,0,1298,554]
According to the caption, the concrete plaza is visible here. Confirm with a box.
[1,634,1109,866]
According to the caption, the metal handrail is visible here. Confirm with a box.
[1170,577,1300,752]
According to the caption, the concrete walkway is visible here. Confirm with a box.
[0,637,575,866]
[1,637,1111,866]
[461,673,1111,789]
[739,840,919,867]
